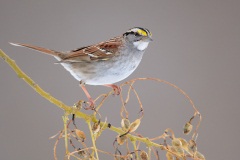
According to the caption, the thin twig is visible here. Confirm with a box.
[63,115,69,155]
[132,140,139,160]
[87,120,99,160]
[53,131,63,160]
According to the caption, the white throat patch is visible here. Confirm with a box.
[133,41,149,51]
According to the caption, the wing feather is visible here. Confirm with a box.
[61,37,122,62]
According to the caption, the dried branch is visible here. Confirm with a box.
[0,49,205,160]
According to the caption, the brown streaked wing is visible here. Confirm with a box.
[62,36,123,62]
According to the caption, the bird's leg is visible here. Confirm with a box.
[104,84,121,95]
[79,81,94,109]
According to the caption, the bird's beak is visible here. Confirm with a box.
[142,37,153,42]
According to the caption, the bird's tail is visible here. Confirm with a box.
[9,42,62,58]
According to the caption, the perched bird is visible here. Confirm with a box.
[10,27,152,107]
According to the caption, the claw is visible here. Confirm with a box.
[104,84,121,95]
[84,99,95,110]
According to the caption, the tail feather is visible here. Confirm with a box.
[9,42,62,57]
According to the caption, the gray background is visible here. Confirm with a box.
[0,0,240,159]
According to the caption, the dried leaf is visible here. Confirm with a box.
[140,150,148,160]
[172,138,182,147]
[188,139,197,153]
[129,119,141,133]
[121,118,130,132]
[183,122,193,135]
[73,100,83,110]
[195,151,205,160]
[178,138,189,152]
[75,129,86,140]
[92,122,100,134]
[117,135,127,145]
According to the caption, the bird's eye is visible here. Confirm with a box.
[134,32,140,36]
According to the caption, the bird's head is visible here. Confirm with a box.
[123,27,153,51]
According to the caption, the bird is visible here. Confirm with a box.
[10,27,153,108]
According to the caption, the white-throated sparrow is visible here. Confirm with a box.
[10,27,152,107]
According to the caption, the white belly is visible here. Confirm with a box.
[56,49,145,85]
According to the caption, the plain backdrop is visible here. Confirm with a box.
[1,0,240,159]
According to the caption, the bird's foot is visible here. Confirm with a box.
[79,82,95,110]
[84,98,95,110]
[104,84,121,95]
